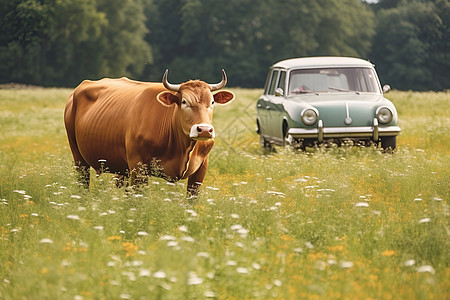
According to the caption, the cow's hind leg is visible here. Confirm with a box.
[75,162,90,189]
[64,93,90,189]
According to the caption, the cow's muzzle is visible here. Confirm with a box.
[190,124,215,140]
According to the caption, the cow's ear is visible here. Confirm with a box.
[213,90,235,104]
[157,91,180,106]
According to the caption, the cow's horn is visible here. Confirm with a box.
[162,69,181,92]
[209,69,227,91]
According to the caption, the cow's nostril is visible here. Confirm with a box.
[197,127,202,133]
[209,128,213,133]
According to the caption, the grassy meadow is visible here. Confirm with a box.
[0,87,448,299]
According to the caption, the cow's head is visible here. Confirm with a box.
[157,70,234,141]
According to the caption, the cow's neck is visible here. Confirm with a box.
[157,113,197,181]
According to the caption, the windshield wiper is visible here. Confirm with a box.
[328,87,360,94]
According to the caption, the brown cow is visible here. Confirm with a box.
[64,70,234,196]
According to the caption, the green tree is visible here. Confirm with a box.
[144,0,375,88]
[370,0,449,90]
[0,0,151,87]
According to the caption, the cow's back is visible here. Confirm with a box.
[65,77,168,174]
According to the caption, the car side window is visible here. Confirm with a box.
[267,70,279,95]
[277,71,286,94]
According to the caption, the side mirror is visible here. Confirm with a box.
[275,88,284,97]
[383,85,391,93]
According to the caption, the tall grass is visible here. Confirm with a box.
[0,88,448,299]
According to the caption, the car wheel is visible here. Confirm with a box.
[285,134,306,151]
[380,136,396,150]
[260,134,273,150]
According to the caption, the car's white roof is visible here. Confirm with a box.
[272,56,374,70]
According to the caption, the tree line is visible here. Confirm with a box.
[0,0,448,90]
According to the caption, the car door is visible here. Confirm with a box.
[257,70,278,139]
[269,70,286,141]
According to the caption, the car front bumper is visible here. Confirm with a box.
[287,118,401,142]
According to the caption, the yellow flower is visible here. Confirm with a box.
[381,250,395,256]
[122,242,139,256]
[107,236,122,241]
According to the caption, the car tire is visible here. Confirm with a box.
[380,136,396,150]
[260,134,273,150]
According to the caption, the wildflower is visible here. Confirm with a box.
[252,262,261,270]
[137,231,149,236]
[235,242,244,248]
[122,242,138,256]
[273,279,282,287]
[166,241,179,248]
[185,209,198,217]
[120,294,131,299]
[107,261,116,267]
[180,236,195,243]
[153,271,167,279]
[417,265,435,274]
[39,238,54,244]
[187,272,203,285]
[71,195,82,199]
[197,252,210,258]
[230,224,243,231]
[66,215,80,221]
[418,218,431,224]
[237,228,249,237]
[355,202,369,207]
[236,267,249,274]
[107,236,122,241]
[226,260,237,266]
[139,269,151,277]
[93,226,104,230]
[204,291,216,298]
[404,259,416,267]
[122,271,136,281]
[266,191,286,197]
[340,261,353,269]
[327,259,337,265]
[231,213,240,219]
[160,235,176,241]
[381,250,395,256]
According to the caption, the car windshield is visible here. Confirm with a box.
[288,67,380,95]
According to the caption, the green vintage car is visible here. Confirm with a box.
[256,57,401,150]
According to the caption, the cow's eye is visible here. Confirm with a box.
[181,99,187,105]
[211,100,215,105]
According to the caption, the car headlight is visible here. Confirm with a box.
[301,108,318,126]
[376,106,393,124]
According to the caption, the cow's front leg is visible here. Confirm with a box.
[187,157,209,198]
[129,162,149,188]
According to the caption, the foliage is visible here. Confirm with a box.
[0,0,151,87]
[0,88,449,299]
[370,0,449,90]
[144,0,375,87]
[0,0,448,90]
